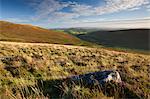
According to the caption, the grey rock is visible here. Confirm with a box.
[70,70,122,85]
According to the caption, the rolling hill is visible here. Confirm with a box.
[55,28,100,35]
[77,29,150,50]
[0,21,85,45]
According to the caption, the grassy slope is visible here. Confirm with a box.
[0,42,150,98]
[0,21,88,45]
[1,21,148,54]
[77,29,150,50]
[57,28,99,35]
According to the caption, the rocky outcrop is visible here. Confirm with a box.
[70,70,122,85]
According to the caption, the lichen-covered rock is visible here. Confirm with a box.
[70,70,122,85]
[102,70,122,83]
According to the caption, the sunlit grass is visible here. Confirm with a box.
[0,42,150,98]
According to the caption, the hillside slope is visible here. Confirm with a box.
[0,42,149,98]
[0,21,83,45]
[77,29,150,50]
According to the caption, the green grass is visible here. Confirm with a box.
[0,42,150,98]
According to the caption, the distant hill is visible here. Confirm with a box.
[55,28,100,35]
[77,29,150,50]
[0,21,85,45]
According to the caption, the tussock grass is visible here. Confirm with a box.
[0,42,150,98]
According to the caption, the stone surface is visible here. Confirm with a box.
[70,70,122,85]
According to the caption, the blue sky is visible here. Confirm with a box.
[0,0,150,28]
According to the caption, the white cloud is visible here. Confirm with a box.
[146,4,150,8]
[2,18,30,23]
[70,18,150,29]
[30,0,150,27]
[31,0,76,20]
[146,4,150,11]
[147,9,150,11]
[128,7,141,11]
[71,4,94,16]
[93,0,149,15]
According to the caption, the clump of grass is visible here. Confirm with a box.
[0,42,150,98]
[59,82,92,99]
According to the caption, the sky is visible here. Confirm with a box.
[0,0,150,29]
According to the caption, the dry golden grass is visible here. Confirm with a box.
[0,42,150,98]
[0,21,86,45]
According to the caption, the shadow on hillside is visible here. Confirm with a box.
[77,29,150,51]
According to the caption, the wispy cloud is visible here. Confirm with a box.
[31,0,76,21]
[2,18,31,23]
[146,4,150,11]
[72,0,149,16]
[30,0,149,22]
[24,0,150,28]
[68,18,150,29]
[127,7,141,11]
